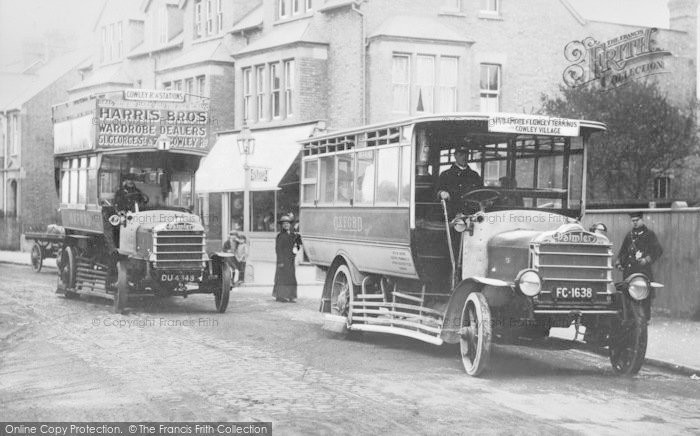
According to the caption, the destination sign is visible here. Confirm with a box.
[489,114,580,137]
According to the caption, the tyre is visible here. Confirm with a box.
[609,297,648,375]
[459,292,492,376]
[330,264,355,318]
[30,242,43,273]
[113,260,129,314]
[322,263,360,337]
[58,246,79,299]
[215,262,231,313]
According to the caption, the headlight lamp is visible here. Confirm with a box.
[451,214,468,233]
[628,276,650,300]
[517,270,542,297]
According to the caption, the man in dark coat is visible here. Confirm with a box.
[437,146,483,215]
[615,212,663,280]
[272,215,298,302]
[114,176,148,212]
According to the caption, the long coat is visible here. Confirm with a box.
[272,230,298,300]
[617,224,663,280]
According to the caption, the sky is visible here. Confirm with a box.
[0,0,102,70]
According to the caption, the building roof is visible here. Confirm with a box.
[234,19,328,56]
[68,62,133,93]
[128,31,185,58]
[158,40,234,72]
[230,4,263,34]
[1,50,91,111]
[562,0,670,29]
[367,15,472,44]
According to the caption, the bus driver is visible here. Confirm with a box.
[437,146,483,214]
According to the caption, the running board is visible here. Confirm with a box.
[349,323,444,346]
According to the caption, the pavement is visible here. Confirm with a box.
[1,248,698,377]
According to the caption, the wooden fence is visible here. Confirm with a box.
[583,208,700,318]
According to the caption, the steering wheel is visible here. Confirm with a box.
[126,191,149,205]
[460,189,500,205]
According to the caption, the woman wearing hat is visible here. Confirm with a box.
[272,214,298,302]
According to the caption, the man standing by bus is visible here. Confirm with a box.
[615,212,663,280]
[437,146,483,214]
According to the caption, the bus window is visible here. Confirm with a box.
[69,158,79,204]
[301,159,318,204]
[337,153,354,205]
[87,157,98,204]
[78,157,88,203]
[355,150,374,205]
[319,155,335,204]
[400,145,411,204]
[61,160,70,204]
[376,147,399,204]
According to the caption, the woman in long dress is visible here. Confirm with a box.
[272,215,298,302]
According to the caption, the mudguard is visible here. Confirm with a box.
[440,276,513,344]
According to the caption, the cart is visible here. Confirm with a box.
[24,225,65,273]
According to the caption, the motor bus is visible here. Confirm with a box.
[51,91,233,313]
[299,113,660,376]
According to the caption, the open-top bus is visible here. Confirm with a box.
[300,113,660,376]
[52,91,233,313]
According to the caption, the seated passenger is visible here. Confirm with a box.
[496,176,524,207]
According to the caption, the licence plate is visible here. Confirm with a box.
[160,273,198,282]
[554,286,594,300]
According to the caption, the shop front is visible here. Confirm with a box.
[196,122,317,260]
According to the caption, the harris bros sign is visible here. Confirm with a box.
[563,28,671,90]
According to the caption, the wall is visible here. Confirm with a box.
[583,208,700,318]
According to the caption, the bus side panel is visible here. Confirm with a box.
[300,207,419,279]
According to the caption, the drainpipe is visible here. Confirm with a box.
[351,0,367,124]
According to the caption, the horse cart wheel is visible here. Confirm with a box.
[214,262,232,313]
[30,242,43,273]
[459,292,492,376]
[609,297,648,375]
[58,246,79,299]
[113,260,129,314]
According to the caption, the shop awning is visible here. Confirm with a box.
[195,122,317,193]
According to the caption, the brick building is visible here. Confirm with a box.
[0,51,88,249]
[3,0,698,251]
[194,0,698,256]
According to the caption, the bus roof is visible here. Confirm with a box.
[300,112,607,145]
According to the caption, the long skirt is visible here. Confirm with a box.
[272,261,297,300]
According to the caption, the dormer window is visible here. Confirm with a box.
[100,20,123,64]
[195,0,223,39]
[277,0,312,20]
[158,6,169,44]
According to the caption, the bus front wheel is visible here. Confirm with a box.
[459,292,492,376]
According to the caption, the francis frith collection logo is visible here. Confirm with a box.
[563,28,671,90]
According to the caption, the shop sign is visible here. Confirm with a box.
[563,28,672,90]
[249,167,269,182]
[488,114,580,136]
[95,98,209,151]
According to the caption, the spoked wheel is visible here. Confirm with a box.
[113,260,129,314]
[58,246,79,299]
[330,264,354,318]
[459,292,492,376]
[609,298,648,375]
[30,242,43,273]
[214,262,232,313]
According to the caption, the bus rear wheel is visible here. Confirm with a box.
[459,292,492,376]
[215,262,232,313]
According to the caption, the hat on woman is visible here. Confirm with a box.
[278,214,293,224]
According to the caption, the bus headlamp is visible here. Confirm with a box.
[517,270,542,297]
[451,214,468,233]
[628,277,649,300]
